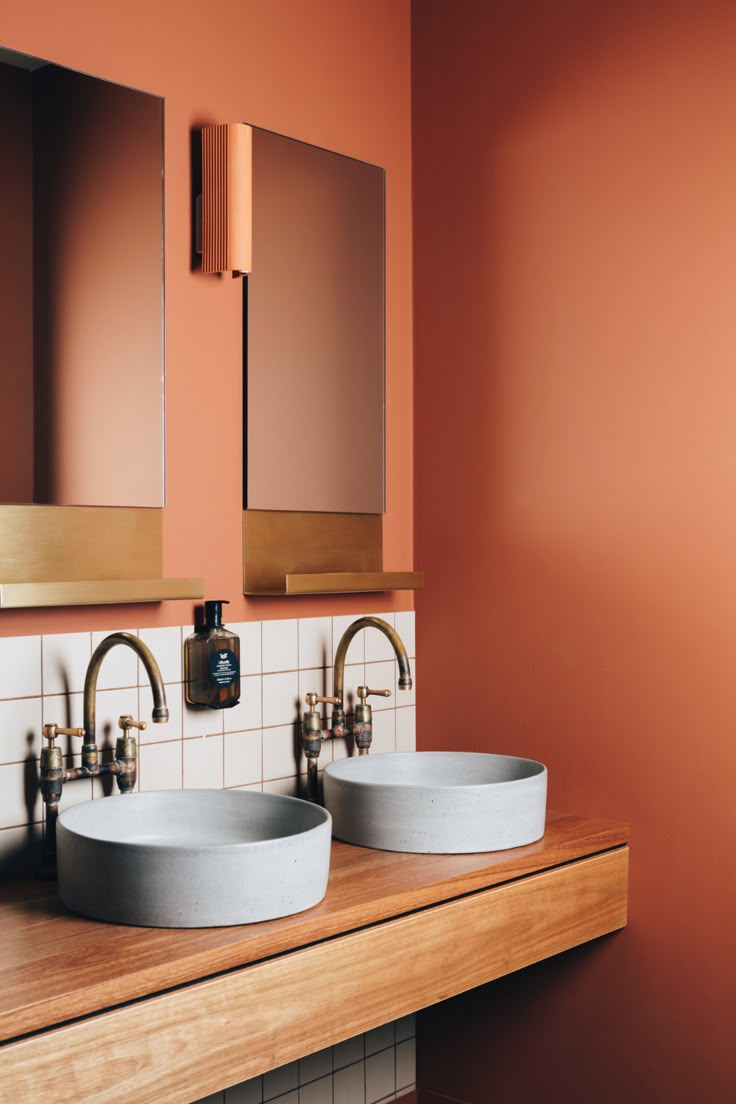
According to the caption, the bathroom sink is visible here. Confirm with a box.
[322,751,547,854]
[56,789,332,927]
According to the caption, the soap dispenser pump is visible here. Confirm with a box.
[185,599,241,709]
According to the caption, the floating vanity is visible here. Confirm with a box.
[0,811,628,1104]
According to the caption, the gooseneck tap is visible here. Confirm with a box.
[39,632,169,875]
[302,616,413,802]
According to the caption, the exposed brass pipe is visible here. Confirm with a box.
[83,632,169,745]
[332,616,412,704]
[301,617,414,802]
[40,634,170,875]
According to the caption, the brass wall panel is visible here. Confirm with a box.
[0,505,162,583]
[243,510,382,595]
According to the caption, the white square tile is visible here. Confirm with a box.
[0,823,42,877]
[298,618,332,670]
[183,734,223,788]
[364,613,396,662]
[224,730,262,788]
[333,1034,364,1070]
[0,635,42,700]
[365,1023,395,1056]
[333,1061,365,1104]
[263,1060,298,1101]
[138,625,183,685]
[139,740,183,791]
[226,1077,263,1104]
[231,622,262,676]
[0,697,43,765]
[362,661,396,705]
[394,611,415,658]
[365,1047,396,1103]
[395,707,416,753]
[223,675,262,733]
[42,632,91,696]
[183,697,225,739]
[91,630,139,690]
[395,1014,416,1042]
[262,725,301,781]
[396,1038,416,1090]
[298,1074,332,1104]
[299,1047,333,1085]
[0,761,41,828]
[370,709,395,755]
[261,776,300,797]
[262,619,298,673]
[140,682,183,744]
[397,1011,414,1037]
[225,1076,262,1104]
[332,616,365,667]
[262,671,300,728]
[57,775,94,809]
[340,663,366,712]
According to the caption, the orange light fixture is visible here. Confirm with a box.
[201,122,252,275]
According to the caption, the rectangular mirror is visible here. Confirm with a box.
[0,46,164,508]
[245,127,385,514]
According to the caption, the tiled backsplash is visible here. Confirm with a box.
[0,610,417,1101]
[192,1016,417,1104]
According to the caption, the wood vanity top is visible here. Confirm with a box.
[0,811,628,1043]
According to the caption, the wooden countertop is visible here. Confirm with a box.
[0,811,629,1044]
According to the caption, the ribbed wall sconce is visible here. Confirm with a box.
[201,122,252,275]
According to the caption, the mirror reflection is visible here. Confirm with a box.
[0,47,164,507]
[246,127,385,515]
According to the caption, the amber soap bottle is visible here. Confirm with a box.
[185,599,241,709]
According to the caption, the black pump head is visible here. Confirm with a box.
[204,599,229,628]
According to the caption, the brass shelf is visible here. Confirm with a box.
[0,578,205,609]
[243,510,423,596]
[246,570,424,597]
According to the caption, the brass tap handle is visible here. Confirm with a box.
[118,714,147,733]
[357,686,392,703]
[42,723,86,746]
[305,693,340,708]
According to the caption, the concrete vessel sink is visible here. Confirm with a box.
[323,751,547,854]
[56,789,332,927]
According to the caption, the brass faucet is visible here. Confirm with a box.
[39,632,169,875]
[303,616,413,801]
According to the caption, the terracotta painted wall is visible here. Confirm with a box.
[0,0,413,636]
[413,1,736,1102]
[0,64,34,503]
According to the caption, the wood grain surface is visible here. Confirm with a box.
[0,811,628,1042]
[1,848,628,1104]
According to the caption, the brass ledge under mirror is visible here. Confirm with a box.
[0,506,204,609]
[243,511,423,596]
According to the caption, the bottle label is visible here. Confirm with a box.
[208,648,239,688]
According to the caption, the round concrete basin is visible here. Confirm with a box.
[323,751,547,854]
[57,789,332,927]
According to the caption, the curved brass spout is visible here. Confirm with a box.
[83,632,169,744]
[333,616,413,705]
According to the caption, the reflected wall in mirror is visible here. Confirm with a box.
[0,46,163,507]
[246,127,385,514]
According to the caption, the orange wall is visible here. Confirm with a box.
[0,0,413,636]
[0,64,34,503]
[413,1,736,1101]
